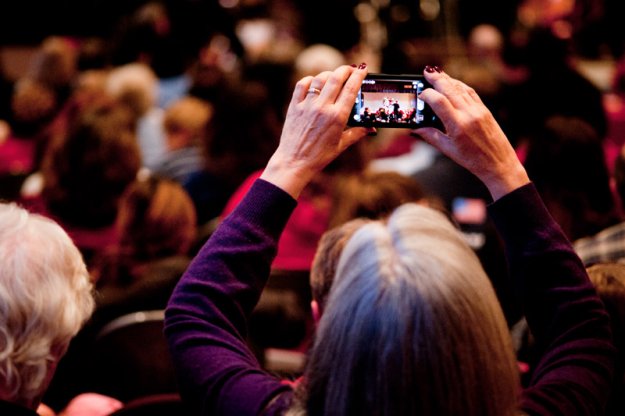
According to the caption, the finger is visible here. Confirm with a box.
[418,87,456,129]
[412,127,451,152]
[461,82,484,105]
[423,70,470,108]
[304,71,332,100]
[311,71,332,90]
[318,66,354,104]
[335,66,368,115]
[291,76,314,104]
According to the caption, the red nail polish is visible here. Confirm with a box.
[433,65,442,73]
[358,62,367,69]
[425,65,435,73]
[350,64,357,68]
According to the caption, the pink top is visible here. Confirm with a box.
[0,135,37,175]
[221,170,330,271]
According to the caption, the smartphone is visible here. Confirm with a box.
[348,73,442,129]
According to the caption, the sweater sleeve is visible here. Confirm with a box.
[164,179,296,415]
[488,183,616,415]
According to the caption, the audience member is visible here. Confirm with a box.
[498,27,607,147]
[327,170,426,228]
[91,174,197,324]
[109,1,195,109]
[220,136,370,271]
[185,81,282,226]
[153,96,212,184]
[248,170,426,358]
[164,66,615,415]
[20,102,141,267]
[524,115,620,242]
[574,143,625,265]
[106,63,166,171]
[586,262,625,416]
[0,202,94,415]
[0,78,56,177]
[27,36,78,110]
[44,175,196,411]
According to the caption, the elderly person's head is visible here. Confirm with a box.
[302,203,518,415]
[0,203,94,409]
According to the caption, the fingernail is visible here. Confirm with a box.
[425,65,435,73]
[358,62,367,70]
[350,64,357,68]
[433,65,442,73]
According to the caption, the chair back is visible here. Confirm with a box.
[90,310,178,402]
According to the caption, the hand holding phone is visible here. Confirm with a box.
[347,73,442,129]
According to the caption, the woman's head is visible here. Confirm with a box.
[0,203,94,408]
[524,115,618,240]
[116,175,197,262]
[303,203,518,415]
[41,102,141,228]
[328,170,425,228]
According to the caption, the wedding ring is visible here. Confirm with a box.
[307,87,321,95]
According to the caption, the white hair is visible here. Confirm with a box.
[106,63,159,116]
[0,203,94,405]
[294,44,346,79]
[302,203,518,415]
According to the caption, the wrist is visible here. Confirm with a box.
[260,154,315,199]
[481,164,531,201]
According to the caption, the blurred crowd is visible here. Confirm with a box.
[2,0,625,414]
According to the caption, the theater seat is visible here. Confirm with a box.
[109,393,190,415]
[89,310,179,402]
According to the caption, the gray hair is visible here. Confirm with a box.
[0,203,94,405]
[301,203,519,415]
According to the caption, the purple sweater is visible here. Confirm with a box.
[165,179,615,415]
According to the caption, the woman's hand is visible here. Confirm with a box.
[414,69,530,201]
[261,65,369,199]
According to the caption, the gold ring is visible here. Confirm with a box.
[307,87,321,95]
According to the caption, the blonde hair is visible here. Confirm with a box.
[163,96,212,145]
[302,203,519,415]
[106,63,158,116]
[0,203,94,405]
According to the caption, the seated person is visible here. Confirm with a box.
[575,144,625,265]
[44,176,197,409]
[586,263,625,416]
[153,97,212,184]
[91,174,197,325]
[0,203,94,415]
[20,102,141,268]
[165,65,615,415]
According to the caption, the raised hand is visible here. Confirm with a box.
[261,65,369,198]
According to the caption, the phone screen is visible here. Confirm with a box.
[348,74,441,129]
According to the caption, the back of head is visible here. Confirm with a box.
[41,103,141,228]
[0,203,94,407]
[116,175,197,262]
[586,263,625,414]
[329,170,424,228]
[524,115,617,240]
[163,96,212,146]
[293,44,346,81]
[205,82,281,188]
[587,263,625,358]
[28,36,77,91]
[301,204,519,415]
[10,78,57,137]
[106,63,158,117]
